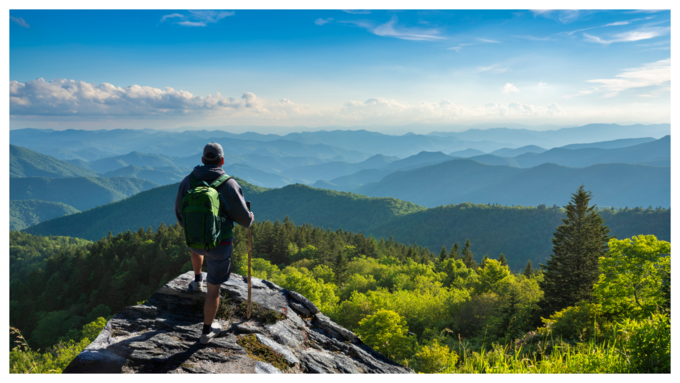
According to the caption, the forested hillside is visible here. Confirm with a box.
[368,203,669,270]
[10,210,670,373]
[10,145,98,178]
[10,200,80,231]
[22,179,669,272]
[10,176,158,211]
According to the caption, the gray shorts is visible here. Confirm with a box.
[191,241,232,285]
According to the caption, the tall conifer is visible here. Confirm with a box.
[498,253,508,268]
[450,242,460,260]
[523,260,533,278]
[439,245,448,262]
[333,250,349,285]
[538,185,611,318]
[461,239,477,269]
[480,254,489,268]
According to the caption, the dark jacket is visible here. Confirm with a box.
[175,165,254,238]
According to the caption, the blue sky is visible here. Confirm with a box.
[9,9,671,133]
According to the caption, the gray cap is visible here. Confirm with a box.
[202,142,224,161]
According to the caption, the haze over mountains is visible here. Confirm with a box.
[9,122,670,239]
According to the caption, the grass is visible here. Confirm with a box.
[215,295,285,324]
[236,334,288,371]
[443,337,629,374]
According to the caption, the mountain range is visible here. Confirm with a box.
[10,176,158,211]
[22,179,669,270]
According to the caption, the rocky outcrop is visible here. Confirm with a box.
[64,271,413,374]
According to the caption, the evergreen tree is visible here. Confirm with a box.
[538,185,611,318]
[439,246,447,263]
[461,239,477,269]
[479,254,489,269]
[523,260,533,278]
[449,242,460,260]
[498,253,508,268]
[333,250,349,286]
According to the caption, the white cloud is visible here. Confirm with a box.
[539,81,548,87]
[10,16,29,28]
[563,89,595,99]
[531,10,581,24]
[477,38,499,43]
[586,58,670,97]
[502,83,519,93]
[603,21,630,27]
[448,43,473,52]
[342,16,445,41]
[160,13,184,22]
[340,98,562,121]
[160,10,234,27]
[315,18,333,26]
[478,63,507,74]
[9,78,269,116]
[583,26,669,44]
[512,35,552,41]
[343,10,371,15]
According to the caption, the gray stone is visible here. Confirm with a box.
[255,361,282,374]
[288,290,320,314]
[264,321,304,348]
[235,321,265,335]
[64,271,412,374]
[313,313,358,342]
[289,300,311,316]
[255,334,300,365]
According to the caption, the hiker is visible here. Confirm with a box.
[175,142,254,344]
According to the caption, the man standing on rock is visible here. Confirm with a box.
[175,142,254,344]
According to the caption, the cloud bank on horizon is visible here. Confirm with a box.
[9,9,670,131]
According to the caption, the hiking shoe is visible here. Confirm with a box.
[200,323,222,344]
[189,280,204,292]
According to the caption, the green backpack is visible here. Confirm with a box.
[180,174,234,251]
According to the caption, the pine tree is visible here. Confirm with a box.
[439,245,447,262]
[479,254,489,269]
[523,260,533,278]
[498,253,508,268]
[333,250,349,285]
[461,239,477,269]
[449,242,460,260]
[538,185,611,318]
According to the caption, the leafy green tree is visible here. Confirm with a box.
[538,186,611,318]
[476,259,514,295]
[356,309,415,362]
[413,339,458,373]
[81,317,108,342]
[274,267,338,312]
[594,235,670,318]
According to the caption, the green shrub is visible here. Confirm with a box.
[617,313,670,373]
[539,301,605,342]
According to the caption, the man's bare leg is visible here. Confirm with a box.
[191,251,204,276]
[204,282,221,326]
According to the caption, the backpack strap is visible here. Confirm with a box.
[209,174,233,189]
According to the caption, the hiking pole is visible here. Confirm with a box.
[246,201,252,319]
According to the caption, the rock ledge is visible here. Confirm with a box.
[64,271,413,374]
